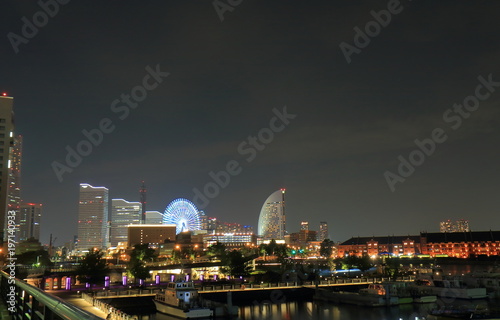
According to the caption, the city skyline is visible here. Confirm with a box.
[1,2,500,247]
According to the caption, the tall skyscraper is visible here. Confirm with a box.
[319,221,328,241]
[139,181,146,223]
[110,199,141,246]
[17,203,42,241]
[77,183,109,251]
[257,189,286,240]
[8,135,22,229]
[0,94,16,243]
[300,221,309,231]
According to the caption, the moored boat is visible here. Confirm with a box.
[153,281,214,319]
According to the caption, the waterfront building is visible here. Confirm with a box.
[17,203,42,241]
[339,231,500,258]
[0,94,16,243]
[338,235,421,257]
[421,231,500,258]
[127,224,176,247]
[319,221,328,241]
[110,199,141,246]
[257,189,286,240]
[77,183,109,251]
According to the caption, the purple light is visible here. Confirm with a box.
[66,277,71,290]
[105,276,110,288]
[86,283,90,289]
[200,274,204,281]
[170,275,175,282]
[185,275,190,281]
[155,275,160,285]
[139,279,144,286]
[214,275,217,281]
[122,276,127,286]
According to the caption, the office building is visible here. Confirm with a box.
[17,203,42,241]
[8,135,22,231]
[145,210,163,224]
[300,221,309,231]
[110,199,141,247]
[127,224,176,247]
[77,183,109,251]
[257,189,286,240]
[0,94,15,243]
[319,221,328,241]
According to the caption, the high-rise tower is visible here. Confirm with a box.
[140,181,146,223]
[257,189,286,240]
[319,221,328,241]
[77,183,109,251]
[110,199,141,246]
[17,203,42,242]
[0,94,16,243]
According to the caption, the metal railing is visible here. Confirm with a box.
[0,271,104,320]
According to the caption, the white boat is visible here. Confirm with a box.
[154,281,214,319]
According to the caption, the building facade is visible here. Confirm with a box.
[17,203,42,242]
[300,221,309,231]
[338,235,422,257]
[0,95,15,243]
[319,221,328,241]
[127,224,176,247]
[257,189,286,240]
[203,233,257,248]
[421,231,500,258]
[77,183,109,251]
[110,199,141,247]
[339,231,500,258]
[145,210,164,224]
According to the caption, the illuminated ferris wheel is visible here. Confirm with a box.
[163,198,202,234]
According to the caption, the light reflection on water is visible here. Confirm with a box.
[142,301,435,320]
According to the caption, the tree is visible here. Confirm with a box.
[15,249,53,267]
[319,239,335,258]
[357,255,373,272]
[207,242,226,258]
[221,250,251,277]
[128,244,157,283]
[76,249,109,288]
[384,257,401,280]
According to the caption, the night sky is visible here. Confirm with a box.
[1,1,500,247]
